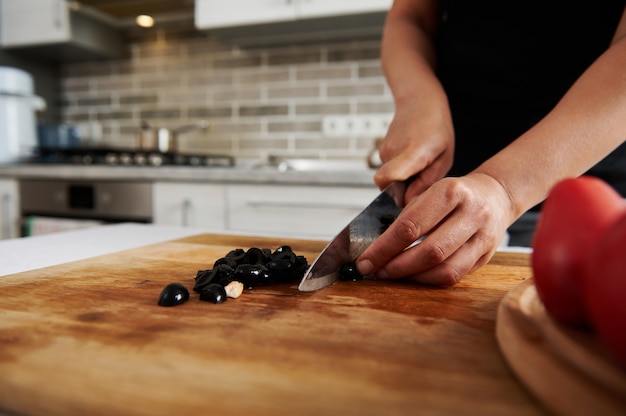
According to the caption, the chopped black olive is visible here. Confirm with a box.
[339,263,364,282]
[158,283,190,307]
[193,264,234,293]
[243,247,270,265]
[199,283,227,304]
[234,264,272,288]
[189,246,309,304]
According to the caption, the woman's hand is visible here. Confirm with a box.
[356,172,515,286]
[374,96,455,206]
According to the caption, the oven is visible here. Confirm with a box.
[18,145,235,235]
[19,179,153,236]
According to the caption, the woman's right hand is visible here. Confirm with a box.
[374,95,455,205]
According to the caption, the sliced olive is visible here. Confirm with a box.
[339,263,364,281]
[199,283,227,304]
[243,247,270,265]
[193,264,234,293]
[234,264,271,288]
[158,283,190,307]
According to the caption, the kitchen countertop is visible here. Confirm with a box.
[0,162,377,187]
[0,223,317,277]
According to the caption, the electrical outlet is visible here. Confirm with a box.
[322,115,393,138]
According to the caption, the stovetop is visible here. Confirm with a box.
[30,147,235,167]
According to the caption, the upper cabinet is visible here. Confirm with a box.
[195,0,392,45]
[298,0,392,19]
[0,0,123,62]
[195,0,298,29]
[1,0,72,47]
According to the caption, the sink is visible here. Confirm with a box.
[260,156,371,172]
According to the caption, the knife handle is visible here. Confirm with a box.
[386,174,419,209]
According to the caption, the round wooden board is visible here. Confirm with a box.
[496,278,626,415]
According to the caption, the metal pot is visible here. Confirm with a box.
[139,120,209,153]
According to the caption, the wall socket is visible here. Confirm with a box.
[322,115,393,138]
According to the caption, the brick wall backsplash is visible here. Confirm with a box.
[59,28,394,162]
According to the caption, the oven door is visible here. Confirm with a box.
[19,179,153,236]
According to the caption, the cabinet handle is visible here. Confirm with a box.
[182,199,192,227]
[54,0,64,28]
[1,193,10,239]
[246,201,365,210]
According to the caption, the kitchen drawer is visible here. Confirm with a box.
[153,182,226,230]
[226,184,379,238]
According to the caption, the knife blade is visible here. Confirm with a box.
[298,180,409,291]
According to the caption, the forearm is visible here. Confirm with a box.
[381,0,448,114]
[475,35,626,220]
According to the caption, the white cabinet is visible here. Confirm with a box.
[299,0,392,19]
[155,181,379,239]
[195,0,391,29]
[0,0,122,61]
[153,182,226,230]
[0,179,19,240]
[225,184,379,239]
[195,0,297,29]
[0,0,70,47]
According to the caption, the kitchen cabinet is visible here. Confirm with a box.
[299,0,392,18]
[0,0,70,47]
[153,181,379,239]
[0,179,19,240]
[153,182,226,230]
[195,0,391,45]
[195,0,297,29]
[0,0,122,62]
[225,184,379,238]
[196,0,391,29]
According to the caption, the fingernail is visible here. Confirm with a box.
[356,259,374,276]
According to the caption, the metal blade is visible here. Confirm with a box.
[298,181,407,291]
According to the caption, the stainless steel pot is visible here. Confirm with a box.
[139,120,209,153]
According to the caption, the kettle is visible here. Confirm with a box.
[0,66,46,164]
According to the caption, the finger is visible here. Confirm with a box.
[404,154,452,203]
[375,207,477,280]
[356,189,456,276]
[374,153,424,190]
[402,234,495,286]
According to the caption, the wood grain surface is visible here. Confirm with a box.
[0,233,544,416]
[497,278,626,416]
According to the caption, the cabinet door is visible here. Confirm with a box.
[0,179,19,240]
[226,184,379,239]
[298,0,391,19]
[0,0,70,47]
[153,183,226,230]
[195,0,297,29]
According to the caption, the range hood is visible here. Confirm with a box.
[0,0,124,63]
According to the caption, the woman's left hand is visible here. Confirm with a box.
[356,172,515,286]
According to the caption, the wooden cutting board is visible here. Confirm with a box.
[0,233,543,416]
[496,278,626,415]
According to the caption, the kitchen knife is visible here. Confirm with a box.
[298,180,409,291]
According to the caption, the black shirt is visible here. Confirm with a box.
[436,0,626,196]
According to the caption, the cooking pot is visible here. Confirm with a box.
[0,67,46,164]
[139,120,209,153]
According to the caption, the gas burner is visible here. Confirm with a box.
[31,147,235,168]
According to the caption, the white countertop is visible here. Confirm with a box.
[0,223,219,277]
